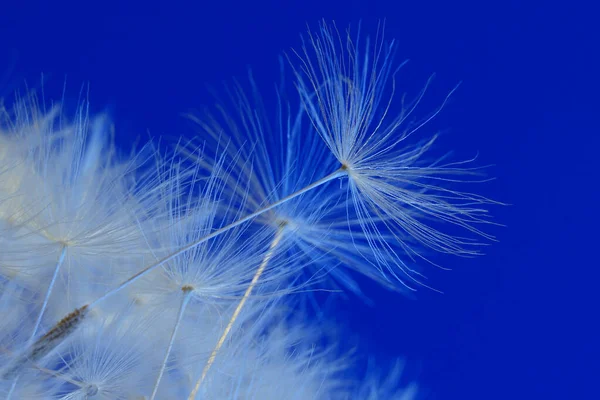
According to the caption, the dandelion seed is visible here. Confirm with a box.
[36,304,160,400]
[288,21,500,289]
[125,147,290,398]
[0,92,159,304]
[186,66,426,297]
[1,304,89,380]
[3,22,500,399]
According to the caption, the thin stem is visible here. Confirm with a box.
[187,226,286,400]
[31,245,67,341]
[89,167,345,310]
[150,287,193,400]
[6,377,17,399]
[7,244,68,400]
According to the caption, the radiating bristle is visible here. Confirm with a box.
[0,20,499,400]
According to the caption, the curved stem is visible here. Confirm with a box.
[188,226,285,399]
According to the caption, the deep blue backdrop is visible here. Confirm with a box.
[1,1,597,399]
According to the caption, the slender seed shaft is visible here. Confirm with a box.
[31,245,67,341]
[187,226,286,400]
[150,287,194,400]
[89,168,345,310]
[6,244,68,399]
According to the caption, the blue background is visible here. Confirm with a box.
[1,1,597,398]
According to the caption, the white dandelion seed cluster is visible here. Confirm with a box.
[0,22,497,399]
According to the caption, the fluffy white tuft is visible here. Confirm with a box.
[0,21,499,400]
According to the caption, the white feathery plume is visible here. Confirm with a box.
[175,296,349,400]
[0,21,501,399]
[179,22,501,298]
[288,21,501,289]
[353,359,418,400]
[181,21,499,395]
[186,68,425,297]
[201,318,346,399]
[133,144,288,307]
[0,92,159,398]
[0,93,156,313]
[129,146,290,399]
[34,304,161,400]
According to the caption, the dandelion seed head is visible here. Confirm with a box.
[1,21,498,399]
[290,21,500,291]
